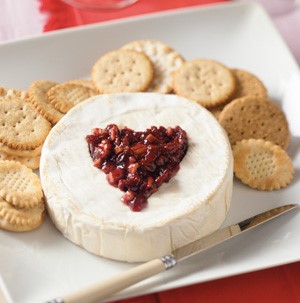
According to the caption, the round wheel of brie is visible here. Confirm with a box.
[40,93,233,262]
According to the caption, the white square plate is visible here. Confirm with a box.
[0,2,300,303]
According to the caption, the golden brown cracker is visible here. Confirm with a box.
[0,160,43,208]
[0,98,51,149]
[0,142,42,157]
[67,79,97,90]
[231,69,268,99]
[28,80,64,124]
[233,139,294,190]
[121,40,184,93]
[0,86,27,100]
[91,49,154,93]
[0,151,40,170]
[172,59,236,108]
[219,96,290,149]
[0,197,45,232]
[48,81,98,113]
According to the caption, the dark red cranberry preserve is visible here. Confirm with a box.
[86,124,188,211]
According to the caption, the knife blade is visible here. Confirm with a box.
[173,203,297,262]
[47,203,298,303]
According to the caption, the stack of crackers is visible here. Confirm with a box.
[0,90,49,231]
[0,160,45,231]
[0,95,51,170]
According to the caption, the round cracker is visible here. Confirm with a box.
[0,98,51,149]
[231,69,268,99]
[172,59,236,108]
[0,160,43,208]
[219,96,290,149]
[0,151,40,170]
[91,49,154,93]
[209,69,268,117]
[48,81,99,114]
[0,198,45,232]
[0,142,42,157]
[28,80,64,124]
[121,39,184,93]
[233,139,294,190]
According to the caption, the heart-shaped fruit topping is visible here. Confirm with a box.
[86,124,188,211]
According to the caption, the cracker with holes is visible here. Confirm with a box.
[28,80,64,124]
[48,80,98,114]
[209,69,268,119]
[0,98,51,149]
[0,160,43,208]
[0,197,45,232]
[231,69,268,99]
[121,40,184,93]
[219,96,290,149]
[91,49,154,93]
[172,59,236,108]
[233,139,294,190]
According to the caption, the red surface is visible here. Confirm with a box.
[39,0,229,31]
[112,262,300,303]
[39,0,300,302]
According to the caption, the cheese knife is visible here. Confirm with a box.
[47,203,298,303]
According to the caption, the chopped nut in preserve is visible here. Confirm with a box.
[86,124,188,211]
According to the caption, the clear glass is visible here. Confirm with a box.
[61,0,138,10]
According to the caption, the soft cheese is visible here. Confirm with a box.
[40,93,233,262]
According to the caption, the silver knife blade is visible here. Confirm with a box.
[171,204,298,263]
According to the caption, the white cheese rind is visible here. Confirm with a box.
[40,93,233,262]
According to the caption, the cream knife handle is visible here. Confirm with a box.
[47,255,176,303]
